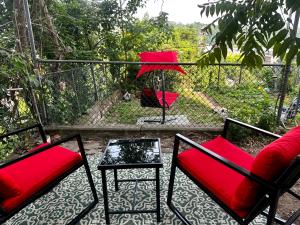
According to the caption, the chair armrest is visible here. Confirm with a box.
[223,118,281,139]
[174,133,277,192]
[0,134,86,169]
[0,124,47,143]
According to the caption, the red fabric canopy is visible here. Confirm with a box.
[136,51,186,78]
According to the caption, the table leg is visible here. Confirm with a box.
[156,167,161,222]
[114,169,119,191]
[101,170,110,224]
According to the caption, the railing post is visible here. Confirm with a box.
[208,71,212,86]
[239,65,242,84]
[90,63,99,101]
[23,0,37,65]
[217,64,221,87]
[71,70,82,114]
[277,65,290,124]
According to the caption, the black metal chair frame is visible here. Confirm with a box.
[167,118,300,225]
[0,124,99,225]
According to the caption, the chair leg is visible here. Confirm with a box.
[83,158,99,204]
[266,193,280,225]
[167,159,177,206]
[77,135,98,203]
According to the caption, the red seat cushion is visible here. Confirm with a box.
[0,146,82,212]
[177,136,254,218]
[232,126,300,214]
[0,171,21,199]
[156,91,179,108]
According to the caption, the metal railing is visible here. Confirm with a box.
[33,60,299,131]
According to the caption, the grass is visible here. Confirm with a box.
[103,95,224,126]
[206,85,277,124]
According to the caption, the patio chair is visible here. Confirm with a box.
[167,118,300,225]
[0,124,98,225]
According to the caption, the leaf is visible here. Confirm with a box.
[297,52,300,66]
[286,45,298,64]
[254,54,263,67]
[220,42,227,58]
[210,4,215,16]
[216,3,221,16]
[197,55,209,68]
[215,33,223,44]
[267,29,288,49]
[227,40,233,51]
[276,29,289,42]
[206,7,210,17]
[286,0,300,11]
[287,17,293,24]
[200,7,205,17]
[255,32,266,47]
[214,47,222,62]
[209,53,215,64]
[276,37,292,58]
[237,36,245,48]
[273,42,281,56]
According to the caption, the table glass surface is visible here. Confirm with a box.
[100,139,161,166]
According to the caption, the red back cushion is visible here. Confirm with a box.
[0,171,20,199]
[142,88,154,97]
[231,126,300,215]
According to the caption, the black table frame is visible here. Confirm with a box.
[98,138,163,224]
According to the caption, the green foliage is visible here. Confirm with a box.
[0,136,18,161]
[164,24,200,62]
[0,50,37,134]
[197,0,300,67]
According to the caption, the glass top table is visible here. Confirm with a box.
[97,138,163,224]
[98,138,163,169]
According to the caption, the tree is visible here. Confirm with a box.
[198,0,300,67]
[165,23,200,62]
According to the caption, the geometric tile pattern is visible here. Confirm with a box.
[4,154,268,225]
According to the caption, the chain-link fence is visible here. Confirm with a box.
[35,61,299,130]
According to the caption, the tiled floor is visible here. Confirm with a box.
[5,154,268,225]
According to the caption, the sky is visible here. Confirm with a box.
[136,0,215,24]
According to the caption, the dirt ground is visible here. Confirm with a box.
[49,131,300,223]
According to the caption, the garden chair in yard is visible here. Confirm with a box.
[0,124,98,224]
[137,51,186,124]
[167,118,300,225]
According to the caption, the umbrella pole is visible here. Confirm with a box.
[161,71,166,124]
